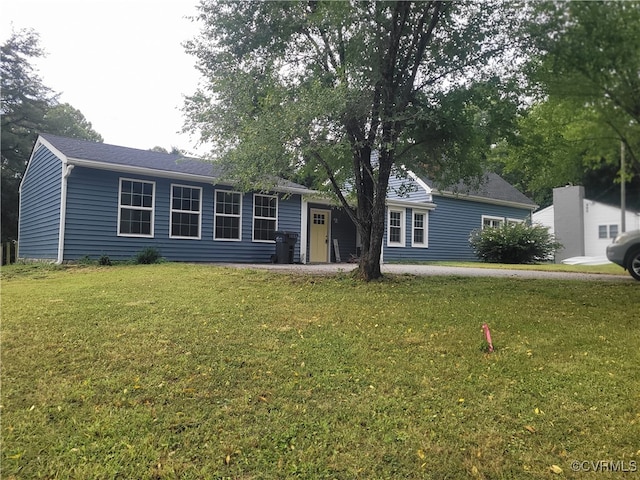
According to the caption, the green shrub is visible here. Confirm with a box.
[135,247,162,264]
[98,255,112,266]
[469,222,561,264]
[77,255,93,265]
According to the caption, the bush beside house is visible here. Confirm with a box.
[469,223,561,264]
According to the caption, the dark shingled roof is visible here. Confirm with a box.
[40,133,223,178]
[38,134,311,192]
[422,172,537,208]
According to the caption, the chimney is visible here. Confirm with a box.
[553,185,585,262]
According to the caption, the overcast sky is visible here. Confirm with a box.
[2,0,209,154]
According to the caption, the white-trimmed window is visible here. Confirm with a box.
[482,215,504,229]
[599,224,619,239]
[118,178,155,237]
[215,190,242,241]
[507,217,524,225]
[170,184,202,239]
[387,208,405,247]
[412,210,428,248]
[598,225,608,239]
[253,194,278,242]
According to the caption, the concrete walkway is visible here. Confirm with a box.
[221,262,634,282]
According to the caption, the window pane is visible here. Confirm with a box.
[215,192,241,240]
[120,208,151,235]
[171,212,199,237]
[390,227,401,243]
[483,217,502,229]
[170,186,200,237]
[173,186,200,213]
[609,225,618,238]
[389,211,403,244]
[598,225,607,239]
[255,195,276,218]
[215,216,240,239]
[413,213,426,245]
[119,180,154,236]
[216,191,240,215]
[254,218,276,241]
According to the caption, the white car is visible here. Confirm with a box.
[606,230,640,281]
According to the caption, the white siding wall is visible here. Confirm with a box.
[532,205,554,235]
[584,200,640,257]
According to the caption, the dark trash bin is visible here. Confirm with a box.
[274,231,298,264]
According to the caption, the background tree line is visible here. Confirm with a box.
[489,1,640,208]
[1,29,102,244]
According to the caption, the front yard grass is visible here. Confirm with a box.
[1,263,639,479]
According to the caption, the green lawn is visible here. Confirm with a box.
[2,263,639,479]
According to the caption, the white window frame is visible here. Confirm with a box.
[387,208,406,247]
[252,193,278,242]
[482,215,504,230]
[118,178,155,238]
[214,190,243,241]
[598,225,608,239]
[169,184,202,240]
[412,210,429,248]
[507,217,524,225]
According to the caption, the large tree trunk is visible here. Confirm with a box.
[357,206,385,280]
[355,147,394,281]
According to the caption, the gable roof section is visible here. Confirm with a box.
[36,134,312,194]
[420,172,537,210]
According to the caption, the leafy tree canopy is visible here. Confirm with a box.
[184,0,531,279]
[491,1,640,208]
[1,29,103,242]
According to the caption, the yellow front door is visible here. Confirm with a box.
[310,209,330,262]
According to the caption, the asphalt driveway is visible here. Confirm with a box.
[221,262,634,282]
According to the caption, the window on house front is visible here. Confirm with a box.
[412,211,428,247]
[253,194,277,241]
[118,178,154,237]
[215,190,242,240]
[482,216,504,229]
[170,185,202,239]
[599,224,619,239]
[598,225,608,239]
[387,209,405,246]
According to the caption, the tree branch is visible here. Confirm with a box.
[311,150,358,224]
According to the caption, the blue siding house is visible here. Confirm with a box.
[19,134,536,264]
[382,170,538,262]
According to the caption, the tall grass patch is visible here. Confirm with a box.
[2,264,639,479]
